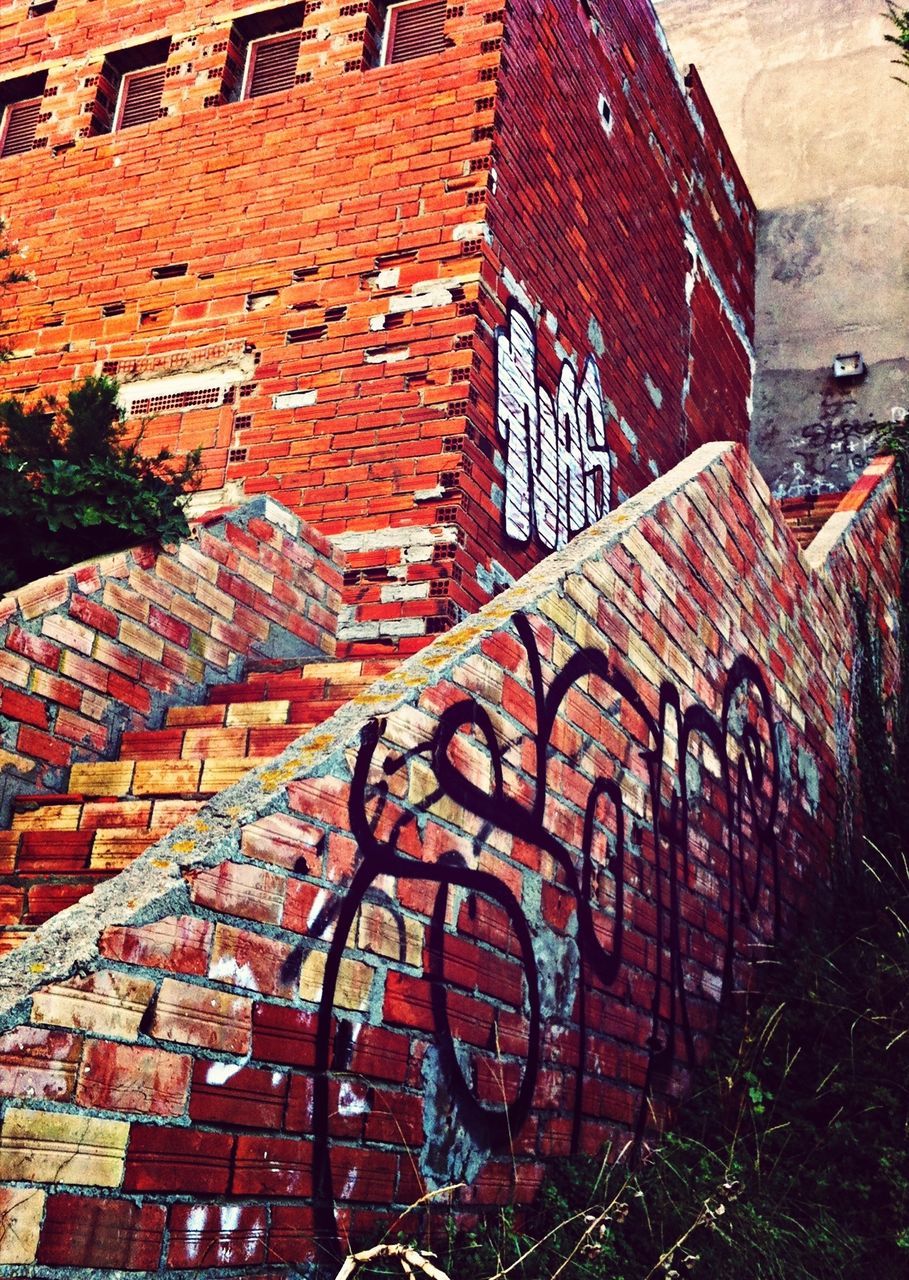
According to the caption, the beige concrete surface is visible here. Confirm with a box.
[654,0,908,496]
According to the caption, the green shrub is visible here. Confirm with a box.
[0,376,200,593]
[885,4,909,82]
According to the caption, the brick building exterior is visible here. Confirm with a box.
[1,9,902,1278]
[0,0,755,652]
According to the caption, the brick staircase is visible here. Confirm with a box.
[779,491,849,549]
[0,488,857,958]
[0,656,397,956]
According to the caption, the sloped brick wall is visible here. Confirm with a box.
[0,498,342,812]
[0,0,754,650]
[0,443,897,1275]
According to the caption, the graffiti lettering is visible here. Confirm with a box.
[495,302,612,550]
[309,613,780,1262]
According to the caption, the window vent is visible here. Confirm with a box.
[0,98,41,158]
[116,65,167,130]
[385,0,447,64]
[246,33,301,98]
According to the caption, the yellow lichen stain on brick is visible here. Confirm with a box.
[171,841,196,854]
[0,1187,45,1264]
[31,971,156,1042]
[298,950,374,1011]
[260,759,308,791]
[0,1108,129,1186]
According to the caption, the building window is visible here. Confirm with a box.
[383,0,447,65]
[243,31,302,99]
[92,38,170,134]
[0,72,47,158]
[114,64,167,130]
[220,4,304,103]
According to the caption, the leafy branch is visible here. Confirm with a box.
[0,216,29,363]
[0,376,200,593]
[884,3,909,82]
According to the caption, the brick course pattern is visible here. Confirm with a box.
[0,443,897,1275]
[0,0,754,650]
[0,497,342,809]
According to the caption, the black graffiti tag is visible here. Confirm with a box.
[309,612,780,1262]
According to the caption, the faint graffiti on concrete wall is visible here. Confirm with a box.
[495,302,612,550]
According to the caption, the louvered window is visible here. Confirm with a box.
[114,65,166,130]
[244,32,301,98]
[0,97,41,158]
[384,0,448,65]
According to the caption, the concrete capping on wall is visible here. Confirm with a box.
[0,497,342,814]
[804,455,896,571]
[0,443,899,1273]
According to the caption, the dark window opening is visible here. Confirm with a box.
[244,31,302,97]
[0,71,47,158]
[91,38,170,134]
[383,0,447,64]
[221,4,305,102]
[116,65,167,129]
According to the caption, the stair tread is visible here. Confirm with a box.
[0,645,402,948]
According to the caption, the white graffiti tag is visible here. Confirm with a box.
[495,302,612,551]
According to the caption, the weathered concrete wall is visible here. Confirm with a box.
[654,0,909,496]
[0,442,898,1275]
[0,499,341,812]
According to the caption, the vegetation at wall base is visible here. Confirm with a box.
[353,844,909,1280]
[0,376,200,594]
[353,443,909,1280]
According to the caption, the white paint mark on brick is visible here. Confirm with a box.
[206,1061,243,1085]
[644,374,663,409]
[452,220,489,242]
[331,525,459,552]
[220,1205,242,1233]
[338,1081,370,1116]
[272,389,318,409]
[364,347,410,365]
[378,618,426,638]
[380,582,431,604]
[186,1206,207,1262]
[210,954,260,993]
[388,282,456,314]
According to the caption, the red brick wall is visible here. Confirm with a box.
[0,444,897,1274]
[0,498,341,807]
[0,0,754,651]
